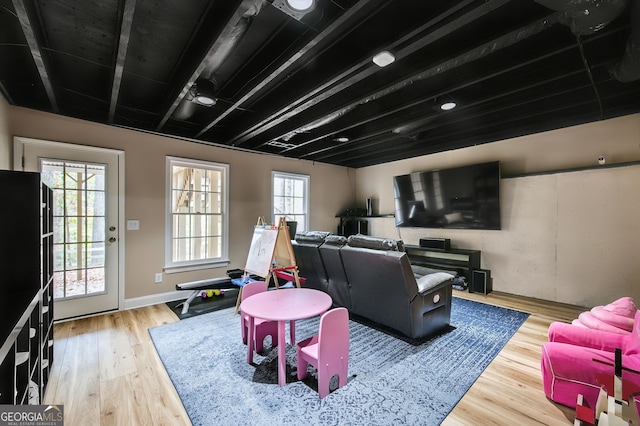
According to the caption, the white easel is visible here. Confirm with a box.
[235,217,302,313]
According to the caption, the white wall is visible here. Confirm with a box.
[5,103,640,308]
[9,106,355,301]
[492,166,640,307]
[357,114,640,308]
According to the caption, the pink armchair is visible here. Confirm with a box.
[541,310,640,408]
[571,296,636,335]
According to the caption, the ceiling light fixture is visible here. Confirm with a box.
[193,79,217,106]
[440,101,456,111]
[272,0,316,20]
[372,51,395,67]
[334,136,349,143]
[286,0,315,11]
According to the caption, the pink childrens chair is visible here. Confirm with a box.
[240,281,278,353]
[296,307,350,398]
[541,309,640,409]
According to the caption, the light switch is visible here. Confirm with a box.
[127,220,140,230]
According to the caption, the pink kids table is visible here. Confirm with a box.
[241,288,332,386]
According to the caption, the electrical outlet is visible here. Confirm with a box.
[155,273,163,283]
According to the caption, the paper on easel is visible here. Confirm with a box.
[244,225,278,278]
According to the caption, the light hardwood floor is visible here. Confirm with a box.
[43,291,585,425]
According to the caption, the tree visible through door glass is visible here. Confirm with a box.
[41,160,107,300]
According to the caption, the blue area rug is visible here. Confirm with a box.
[149,297,529,426]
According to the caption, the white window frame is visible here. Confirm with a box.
[272,171,309,233]
[165,156,230,273]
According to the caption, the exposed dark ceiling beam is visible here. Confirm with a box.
[194,0,385,140]
[301,23,627,163]
[11,0,58,112]
[1,1,637,169]
[282,28,595,159]
[312,77,599,164]
[155,0,247,130]
[259,9,563,158]
[337,94,615,168]
[229,0,517,148]
[315,81,610,167]
[109,0,137,123]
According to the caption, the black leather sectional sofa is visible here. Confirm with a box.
[292,232,455,340]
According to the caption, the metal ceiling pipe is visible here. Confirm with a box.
[534,0,629,35]
[280,105,356,141]
[172,97,198,120]
[536,0,640,82]
[172,0,264,120]
[610,0,640,81]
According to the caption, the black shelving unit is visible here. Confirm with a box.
[40,184,54,398]
[335,214,395,237]
[0,170,54,404]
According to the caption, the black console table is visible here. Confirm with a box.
[404,244,481,283]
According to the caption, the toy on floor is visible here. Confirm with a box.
[574,348,640,426]
[201,289,223,298]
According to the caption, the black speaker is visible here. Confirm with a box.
[341,219,368,237]
[471,269,492,295]
[354,220,368,235]
[419,237,451,250]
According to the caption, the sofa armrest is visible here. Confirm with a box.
[416,272,455,294]
[548,321,627,353]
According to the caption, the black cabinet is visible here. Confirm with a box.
[0,171,54,404]
[337,218,368,236]
[404,244,482,285]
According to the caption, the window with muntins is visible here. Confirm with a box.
[272,171,309,233]
[166,157,229,272]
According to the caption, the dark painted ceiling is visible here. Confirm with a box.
[1,0,639,168]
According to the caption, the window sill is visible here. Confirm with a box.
[164,259,230,274]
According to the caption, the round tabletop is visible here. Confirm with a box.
[240,288,332,322]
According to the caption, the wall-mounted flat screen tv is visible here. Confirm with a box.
[393,161,501,230]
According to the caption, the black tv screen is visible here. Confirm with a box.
[393,161,501,230]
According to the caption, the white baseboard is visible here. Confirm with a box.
[54,291,189,323]
[123,290,187,310]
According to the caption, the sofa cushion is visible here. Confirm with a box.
[295,231,331,244]
[347,234,400,251]
[323,235,347,246]
[416,272,454,293]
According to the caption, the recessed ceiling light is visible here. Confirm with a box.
[286,0,315,11]
[372,51,395,67]
[440,102,456,111]
[194,95,216,106]
[273,0,316,20]
[334,136,349,143]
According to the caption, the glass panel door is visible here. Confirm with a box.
[16,138,121,320]
[41,160,107,300]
